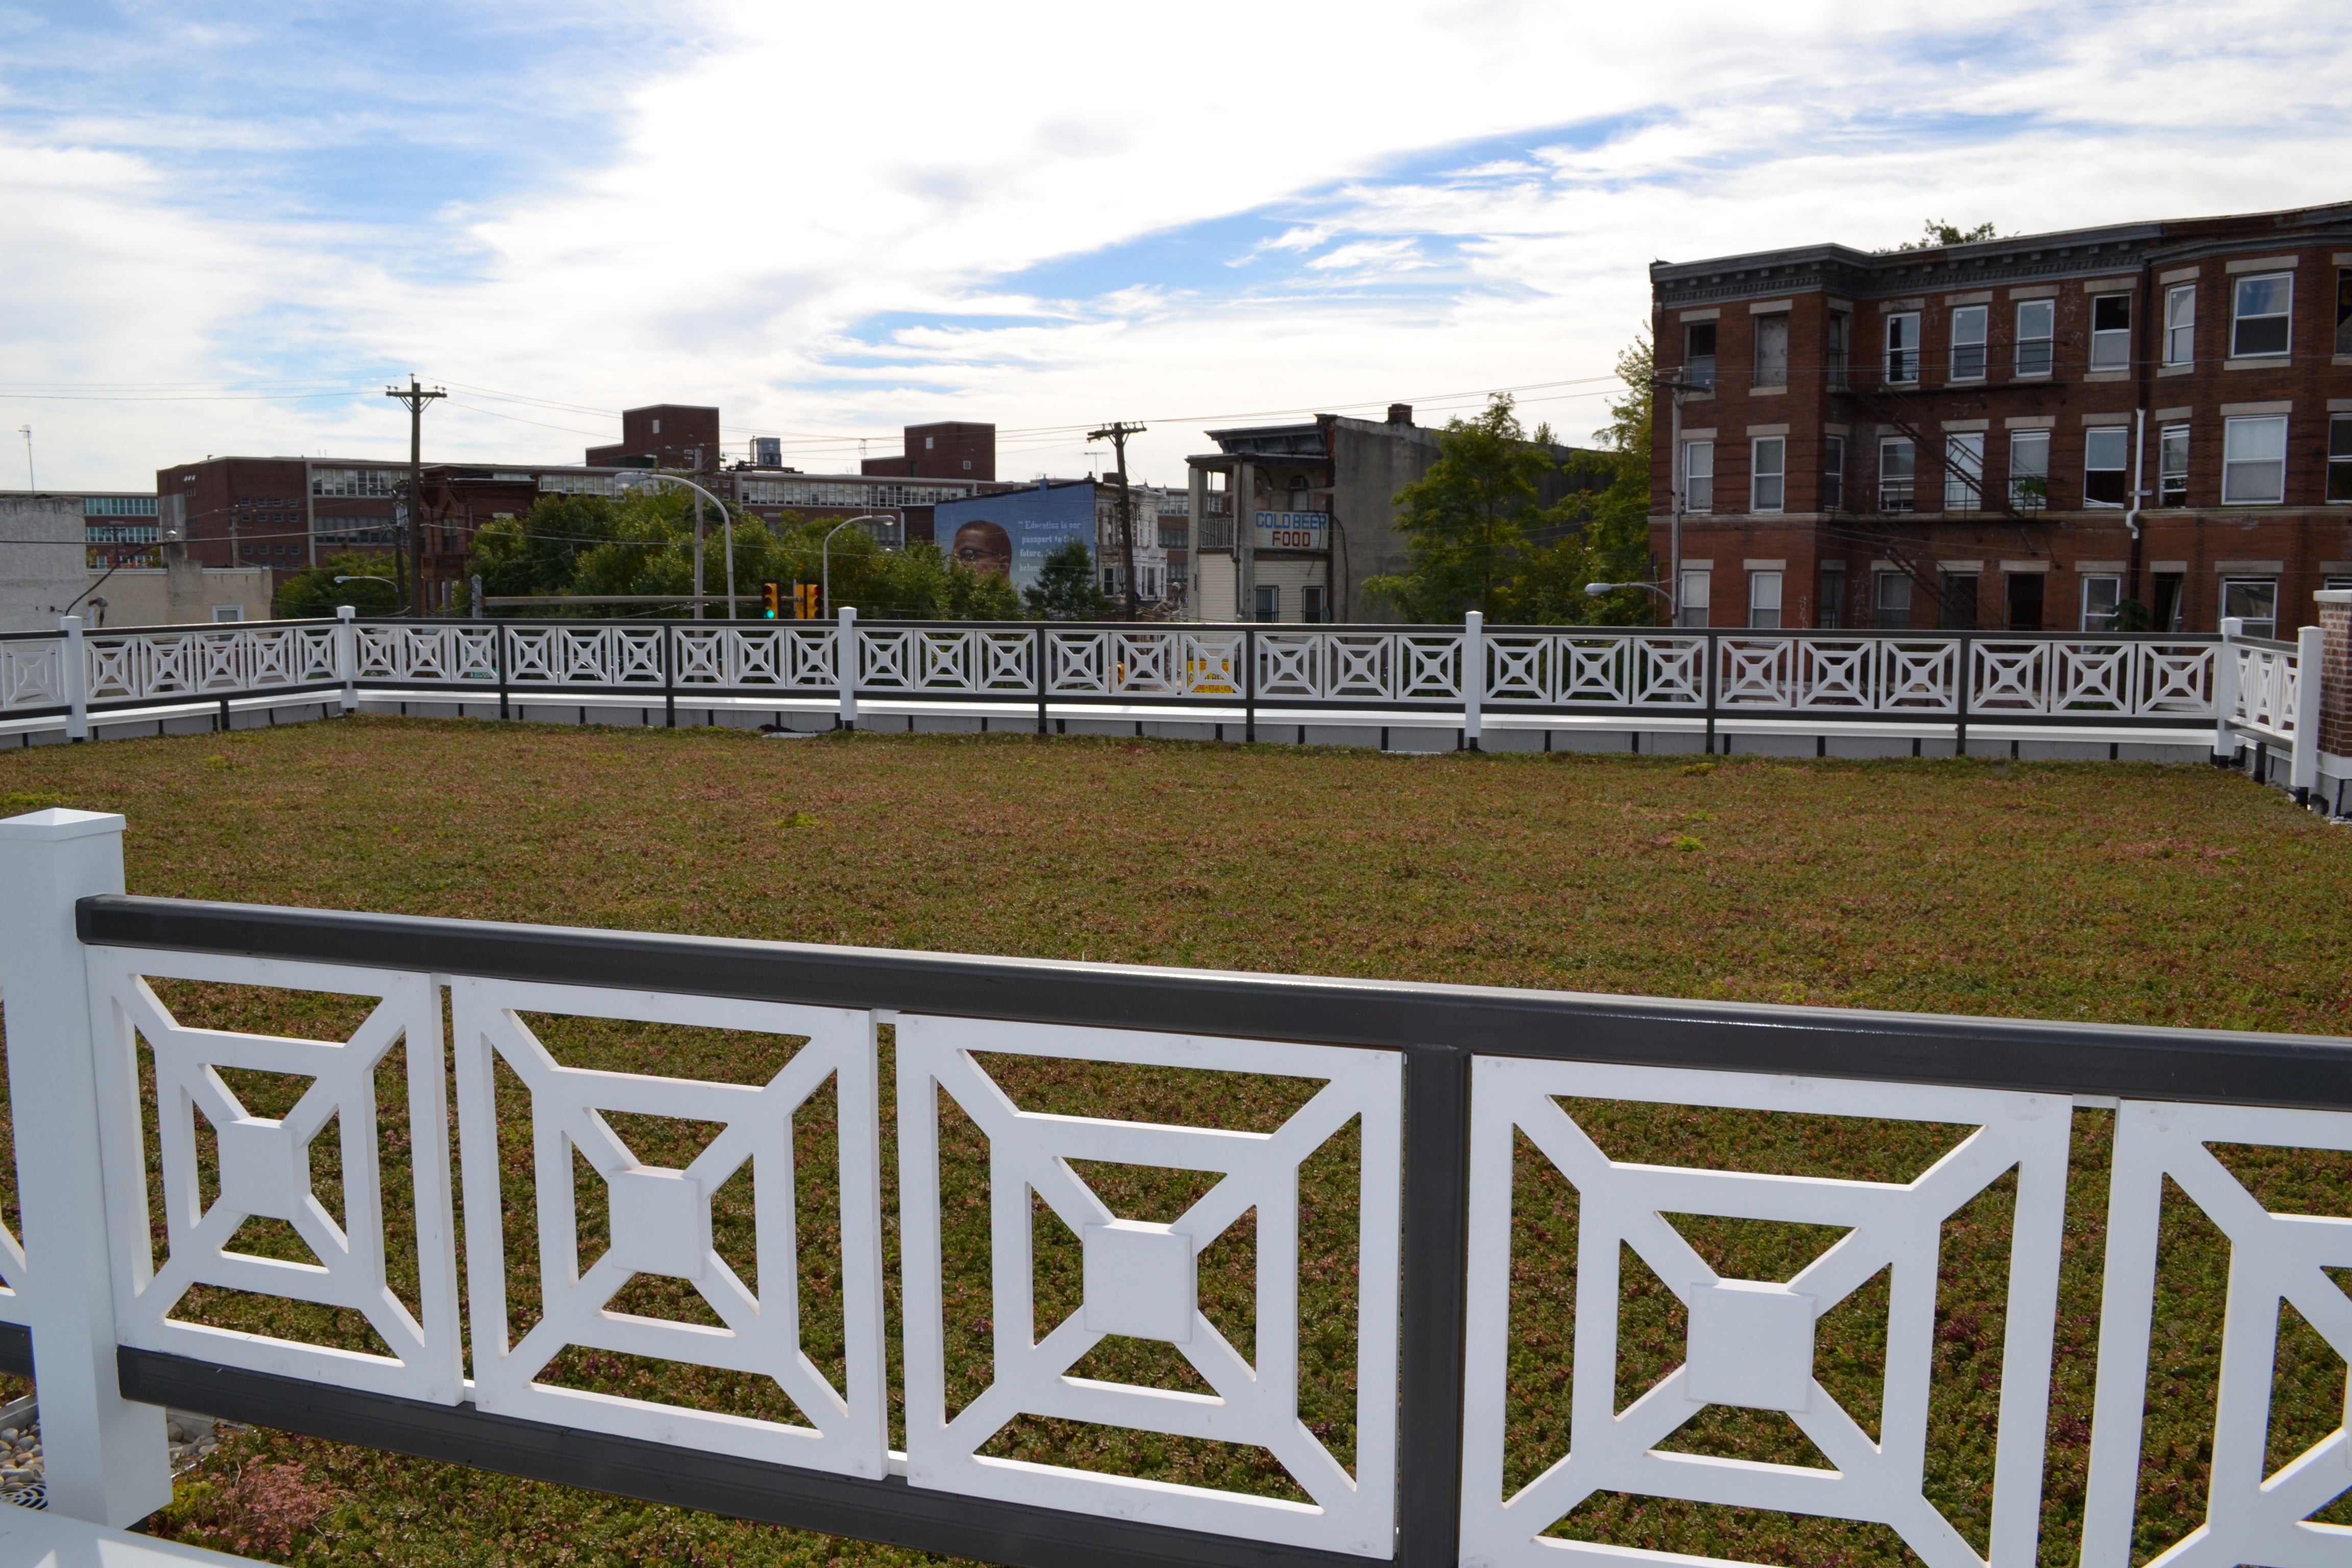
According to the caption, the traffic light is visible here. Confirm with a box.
[760,582,781,619]
[793,583,820,620]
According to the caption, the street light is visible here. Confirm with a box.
[1586,580,1673,601]
[617,471,739,619]
[822,514,897,619]
[1652,375,1708,626]
[334,574,404,615]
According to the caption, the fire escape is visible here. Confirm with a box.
[1828,342,2052,628]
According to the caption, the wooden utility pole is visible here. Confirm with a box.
[1088,421,1146,619]
[385,377,446,617]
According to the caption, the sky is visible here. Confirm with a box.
[3,0,2349,493]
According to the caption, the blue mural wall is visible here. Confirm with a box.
[931,480,1094,597]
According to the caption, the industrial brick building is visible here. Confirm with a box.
[1650,201,2352,636]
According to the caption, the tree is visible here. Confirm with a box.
[1895,219,2002,252]
[1514,333,1659,625]
[1023,539,1110,620]
[458,491,1024,620]
[1360,395,1558,622]
[275,552,405,618]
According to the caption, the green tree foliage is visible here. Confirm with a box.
[1360,396,1559,621]
[274,553,405,618]
[1895,219,2002,251]
[1023,538,1111,621]
[1359,346,1660,626]
[463,488,1022,619]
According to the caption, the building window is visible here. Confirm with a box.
[1818,564,1846,628]
[2009,429,2051,509]
[1748,570,1782,629]
[2221,415,2287,504]
[1874,572,1912,629]
[2165,283,2197,365]
[1878,438,1915,511]
[1946,432,1984,511]
[1751,437,1785,512]
[1682,441,1714,512]
[2330,414,2352,502]
[1685,322,1717,391]
[2231,273,2293,358]
[2006,573,2045,632]
[2084,427,2129,506]
[2015,299,2055,377]
[1253,584,1280,622]
[2158,425,2189,506]
[1941,572,1979,630]
[1826,311,1850,388]
[2222,578,2277,638]
[1678,570,1710,628]
[2151,573,2185,632]
[1822,435,1846,511]
[211,605,244,623]
[1949,305,1988,381]
[1884,311,1920,383]
[2338,269,2352,355]
[1754,314,1789,388]
[2089,294,2132,371]
[2081,574,2122,632]
[1302,585,1326,623]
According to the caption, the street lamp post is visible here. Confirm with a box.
[1653,376,1707,627]
[621,473,738,619]
[822,514,897,619]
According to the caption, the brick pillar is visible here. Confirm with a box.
[2319,589,2352,761]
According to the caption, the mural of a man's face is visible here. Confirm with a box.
[952,520,1013,579]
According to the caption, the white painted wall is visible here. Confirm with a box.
[0,497,88,632]
[84,567,274,628]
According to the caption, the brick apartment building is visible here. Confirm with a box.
[154,413,1021,612]
[1650,200,2352,637]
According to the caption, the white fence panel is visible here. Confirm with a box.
[450,979,889,1476]
[2081,1101,2352,1568]
[897,1016,1401,1556]
[1458,1056,2069,1568]
[0,638,66,712]
[84,950,462,1402]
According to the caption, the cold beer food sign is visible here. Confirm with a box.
[1254,510,1329,550]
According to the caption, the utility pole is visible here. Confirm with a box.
[1088,421,1146,619]
[384,377,446,617]
[15,425,31,492]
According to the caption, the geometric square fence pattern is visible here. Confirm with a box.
[450,979,887,1477]
[2081,1100,2352,1568]
[83,949,463,1403]
[1458,1057,2071,1568]
[896,1015,1401,1556]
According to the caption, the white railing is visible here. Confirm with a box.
[83,623,338,704]
[0,634,67,715]
[2216,621,2323,802]
[2,810,2350,1565]
[7,616,2260,762]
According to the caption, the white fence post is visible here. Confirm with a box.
[2212,617,2242,765]
[58,615,87,743]
[1462,610,1483,752]
[0,810,173,1525]
[838,604,859,732]
[2292,622,2323,803]
[336,603,358,714]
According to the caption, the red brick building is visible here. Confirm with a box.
[859,422,997,481]
[584,404,722,470]
[1649,201,2352,636]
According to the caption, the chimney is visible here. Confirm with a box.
[1387,403,1412,425]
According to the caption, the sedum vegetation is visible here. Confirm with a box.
[1,721,2347,1567]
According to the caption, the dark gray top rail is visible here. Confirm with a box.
[78,893,2352,1108]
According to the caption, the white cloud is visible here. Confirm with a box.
[2,0,2350,487]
